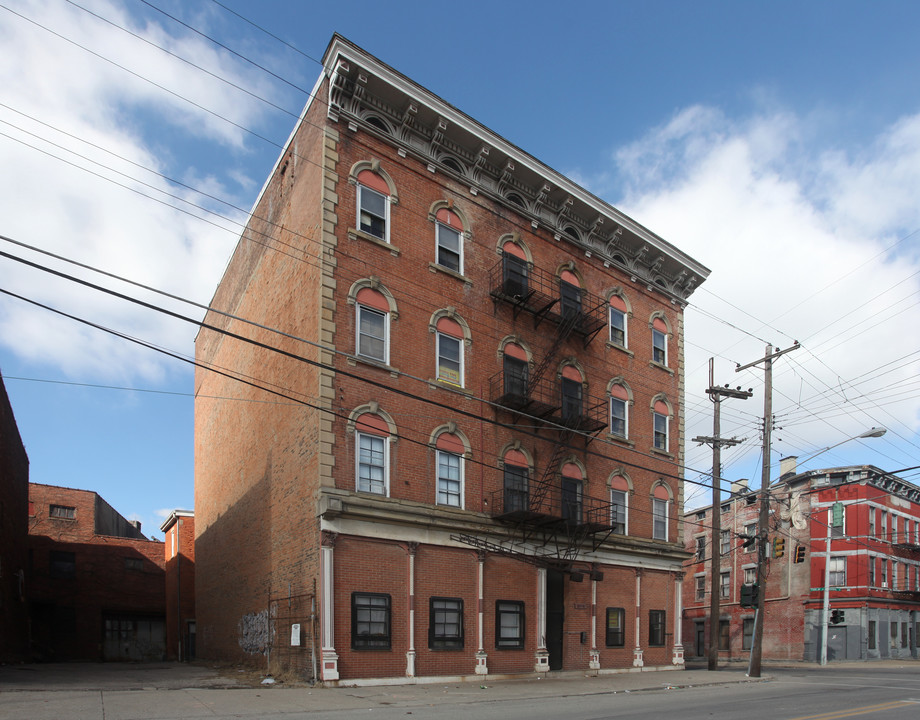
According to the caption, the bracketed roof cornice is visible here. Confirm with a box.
[321,34,709,303]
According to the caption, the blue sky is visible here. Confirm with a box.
[2,0,919,536]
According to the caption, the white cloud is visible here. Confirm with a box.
[0,0,283,382]
[611,104,920,485]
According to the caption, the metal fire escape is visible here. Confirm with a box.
[455,253,614,566]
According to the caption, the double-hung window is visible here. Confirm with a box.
[829,556,846,587]
[496,601,524,649]
[652,328,667,365]
[561,377,583,423]
[720,530,731,555]
[436,450,463,508]
[429,597,464,650]
[720,571,730,598]
[357,432,387,496]
[653,411,669,451]
[745,523,757,553]
[358,185,388,241]
[605,607,625,647]
[436,222,462,273]
[561,477,582,524]
[609,307,626,346]
[609,395,627,438]
[503,464,529,514]
[352,593,391,650]
[503,354,529,399]
[695,536,706,561]
[648,610,666,646]
[610,489,627,534]
[357,305,388,363]
[437,332,462,385]
[695,575,705,600]
[652,498,668,540]
[502,252,529,298]
[560,281,582,322]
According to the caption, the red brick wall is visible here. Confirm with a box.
[163,515,195,660]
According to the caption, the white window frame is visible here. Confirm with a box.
[695,574,705,601]
[868,555,876,587]
[695,535,705,561]
[743,566,756,585]
[609,397,628,438]
[652,328,668,365]
[436,331,463,386]
[652,497,668,541]
[356,431,388,496]
[609,307,627,347]
[720,571,730,598]
[436,221,463,273]
[720,529,731,555]
[745,523,757,553]
[653,412,669,452]
[610,488,628,534]
[357,184,389,242]
[356,304,389,364]
[869,507,876,538]
[829,556,846,587]
[436,449,463,508]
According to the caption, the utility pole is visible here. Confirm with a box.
[692,358,751,672]
[736,342,799,678]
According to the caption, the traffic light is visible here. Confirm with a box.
[830,609,845,625]
[773,537,785,559]
[794,545,806,563]
[740,583,759,608]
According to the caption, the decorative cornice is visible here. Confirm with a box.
[321,34,709,303]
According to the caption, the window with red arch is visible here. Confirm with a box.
[356,170,390,242]
[653,400,669,452]
[355,412,390,496]
[500,242,529,298]
[502,448,529,514]
[560,269,582,321]
[560,462,583,524]
[502,342,528,401]
[560,365,584,424]
[609,384,628,438]
[610,476,629,534]
[652,485,670,541]
[356,287,389,364]
[435,208,463,273]
[609,295,627,347]
[436,316,463,386]
[435,431,464,508]
[651,316,668,366]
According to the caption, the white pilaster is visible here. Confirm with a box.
[534,567,549,672]
[320,541,339,681]
[633,569,644,668]
[475,553,488,674]
[589,576,600,670]
[672,573,685,666]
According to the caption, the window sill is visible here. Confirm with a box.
[348,227,400,257]
[606,433,634,447]
[428,262,473,286]
[606,341,633,357]
[649,360,674,375]
[650,447,674,459]
[348,355,399,378]
[427,378,473,397]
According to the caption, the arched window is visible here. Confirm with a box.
[560,365,584,424]
[501,341,529,402]
[609,294,628,347]
[434,207,464,273]
[502,447,530,514]
[356,169,391,242]
[651,315,670,366]
[609,383,629,439]
[433,428,467,508]
[652,398,671,452]
[652,484,671,541]
[355,287,390,363]
[435,316,464,386]
[560,462,583,524]
[353,411,392,496]
[559,268,582,321]
[609,475,631,534]
[500,240,529,298]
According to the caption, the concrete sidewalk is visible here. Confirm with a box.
[0,662,765,719]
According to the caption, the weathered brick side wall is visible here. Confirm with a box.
[163,514,195,660]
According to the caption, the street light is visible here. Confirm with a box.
[798,427,888,469]
[818,427,887,666]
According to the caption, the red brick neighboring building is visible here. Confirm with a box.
[161,510,195,661]
[28,483,166,661]
[682,461,920,662]
[0,370,29,661]
[195,34,709,684]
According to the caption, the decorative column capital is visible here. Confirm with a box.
[321,531,338,548]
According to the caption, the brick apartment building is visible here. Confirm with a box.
[683,460,920,662]
[28,483,167,661]
[161,510,195,661]
[195,34,709,683]
[0,370,29,661]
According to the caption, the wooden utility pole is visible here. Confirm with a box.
[736,342,799,678]
[692,359,751,671]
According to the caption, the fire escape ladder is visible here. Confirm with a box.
[527,306,581,394]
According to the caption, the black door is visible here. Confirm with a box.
[547,570,565,670]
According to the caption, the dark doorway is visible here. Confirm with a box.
[547,570,565,670]
[695,622,705,657]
